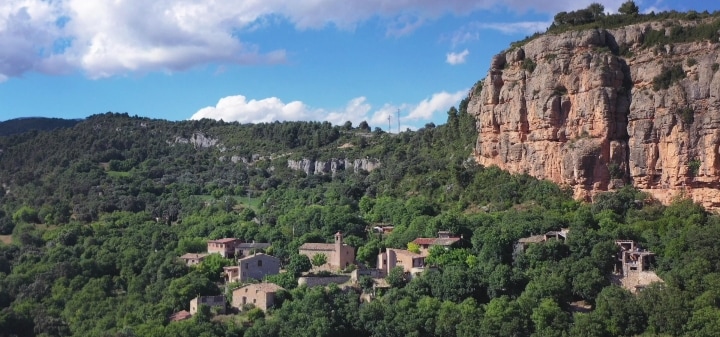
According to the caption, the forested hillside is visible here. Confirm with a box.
[3,57,720,337]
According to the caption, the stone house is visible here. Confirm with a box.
[231,283,284,312]
[234,253,280,282]
[179,253,208,266]
[207,238,242,258]
[514,228,569,254]
[298,232,355,270]
[412,231,462,255]
[377,248,426,277]
[613,240,663,293]
[235,242,271,258]
[189,295,226,315]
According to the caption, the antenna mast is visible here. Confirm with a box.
[397,108,400,133]
[388,114,391,133]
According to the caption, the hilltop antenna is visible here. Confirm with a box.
[388,114,391,133]
[397,108,400,134]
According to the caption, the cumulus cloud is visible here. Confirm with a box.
[191,90,467,131]
[406,91,467,120]
[0,0,632,80]
[446,49,470,65]
[191,95,313,124]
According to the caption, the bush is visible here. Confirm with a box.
[677,106,695,125]
[522,58,537,72]
[688,158,701,177]
[653,65,686,90]
[686,58,697,67]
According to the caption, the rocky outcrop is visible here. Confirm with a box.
[471,18,720,209]
[174,133,219,148]
[287,158,380,175]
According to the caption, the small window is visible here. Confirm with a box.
[245,263,249,269]
[258,260,263,267]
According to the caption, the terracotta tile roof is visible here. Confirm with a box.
[412,237,461,246]
[169,310,192,322]
[412,238,435,245]
[208,238,240,244]
[299,243,336,251]
[180,253,209,259]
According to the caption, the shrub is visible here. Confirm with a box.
[688,158,701,177]
[677,106,695,125]
[607,162,623,179]
[686,58,697,67]
[522,58,537,72]
[653,65,686,90]
[712,63,719,72]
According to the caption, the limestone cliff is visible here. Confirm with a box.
[470,18,720,209]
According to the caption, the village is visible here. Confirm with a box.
[170,228,664,322]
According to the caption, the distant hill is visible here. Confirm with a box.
[0,117,82,136]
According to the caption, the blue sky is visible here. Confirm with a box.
[1,0,717,131]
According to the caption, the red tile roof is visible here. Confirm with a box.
[412,237,460,246]
[412,238,436,245]
[208,238,241,244]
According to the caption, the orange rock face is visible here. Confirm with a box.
[470,20,720,209]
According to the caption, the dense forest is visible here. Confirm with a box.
[1,99,719,337]
[3,3,720,336]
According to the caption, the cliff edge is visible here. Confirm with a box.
[470,17,720,209]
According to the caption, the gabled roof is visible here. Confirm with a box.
[208,238,241,244]
[238,253,279,262]
[233,282,284,294]
[412,237,461,246]
[299,243,336,251]
[180,253,209,259]
[413,238,435,245]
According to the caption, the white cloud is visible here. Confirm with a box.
[191,95,313,124]
[0,0,636,80]
[446,49,470,65]
[406,90,466,120]
[191,89,467,131]
[477,21,552,35]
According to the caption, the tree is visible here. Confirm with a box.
[407,242,420,254]
[386,266,406,288]
[196,254,234,282]
[287,254,312,277]
[311,253,328,268]
[618,0,639,16]
[587,3,605,19]
[531,298,570,337]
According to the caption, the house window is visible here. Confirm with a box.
[245,263,249,269]
[258,260,263,267]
